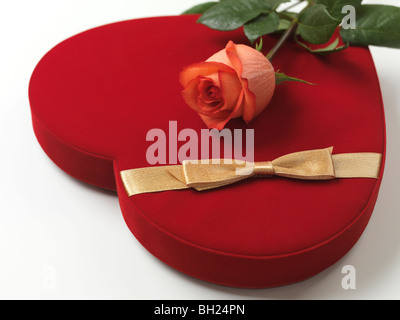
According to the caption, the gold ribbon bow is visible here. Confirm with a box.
[120,147,382,196]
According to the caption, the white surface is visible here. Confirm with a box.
[1,0,399,300]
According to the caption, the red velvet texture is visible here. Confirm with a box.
[29,15,386,288]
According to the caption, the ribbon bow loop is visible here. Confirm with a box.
[270,147,335,180]
[182,159,253,190]
[181,147,336,191]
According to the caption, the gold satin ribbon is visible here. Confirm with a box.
[120,147,382,196]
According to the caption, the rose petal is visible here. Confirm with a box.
[198,78,221,103]
[225,41,257,123]
[179,61,236,87]
[199,89,244,130]
[197,70,243,119]
[182,76,210,113]
[217,70,242,112]
[182,66,244,122]
[207,41,257,123]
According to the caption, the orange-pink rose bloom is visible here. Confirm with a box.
[179,41,275,130]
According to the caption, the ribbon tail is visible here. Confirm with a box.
[333,153,382,178]
[120,165,188,196]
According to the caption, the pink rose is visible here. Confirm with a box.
[180,41,275,130]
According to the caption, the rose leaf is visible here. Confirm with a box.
[243,12,280,44]
[275,72,315,86]
[340,5,400,49]
[197,0,290,31]
[297,4,341,45]
[316,0,362,20]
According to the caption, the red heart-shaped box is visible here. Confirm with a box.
[28,15,386,288]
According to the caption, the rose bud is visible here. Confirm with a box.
[179,41,275,130]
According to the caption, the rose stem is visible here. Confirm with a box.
[266,19,298,61]
[266,0,316,61]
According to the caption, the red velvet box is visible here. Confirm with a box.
[28,15,386,288]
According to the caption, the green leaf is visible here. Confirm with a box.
[197,0,290,31]
[182,2,218,15]
[340,5,400,49]
[255,38,263,51]
[295,36,349,54]
[316,0,361,20]
[277,18,291,32]
[243,12,280,44]
[274,11,297,33]
[275,72,314,85]
[198,0,268,31]
[298,4,341,44]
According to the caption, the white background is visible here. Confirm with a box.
[1,0,399,300]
